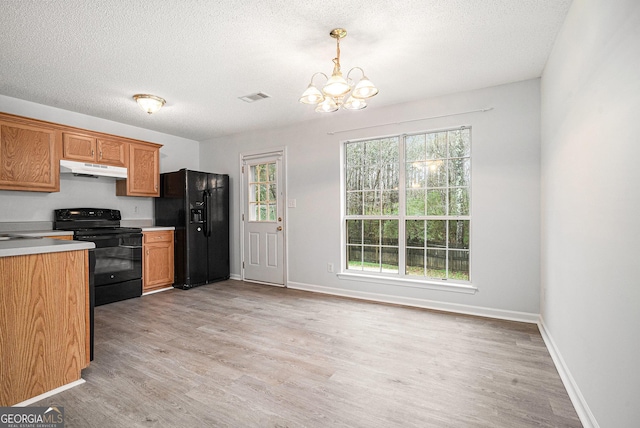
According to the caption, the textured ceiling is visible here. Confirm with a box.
[0,0,572,141]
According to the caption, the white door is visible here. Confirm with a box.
[242,151,285,286]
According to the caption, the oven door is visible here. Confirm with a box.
[76,233,142,286]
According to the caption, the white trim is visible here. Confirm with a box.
[243,279,286,288]
[337,271,477,294]
[288,280,537,323]
[229,273,242,281]
[13,379,86,407]
[537,317,600,428]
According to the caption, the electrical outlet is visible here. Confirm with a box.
[327,263,334,273]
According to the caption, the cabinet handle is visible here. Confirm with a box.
[91,149,94,156]
[99,151,103,159]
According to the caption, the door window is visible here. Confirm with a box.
[249,162,277,221]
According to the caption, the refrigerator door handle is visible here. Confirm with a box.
[206,189,213,237]
[202,190,209,237]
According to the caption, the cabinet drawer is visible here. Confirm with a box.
[143,230,173,243]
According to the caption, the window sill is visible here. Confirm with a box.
[336,272,478,295]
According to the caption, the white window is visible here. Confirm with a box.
[343,128,471,283]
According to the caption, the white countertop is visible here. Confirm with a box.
[0,238,94,258]
[13,230,74,237]
[141,226,175,232]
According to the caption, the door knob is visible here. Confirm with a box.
[277,226,283,231]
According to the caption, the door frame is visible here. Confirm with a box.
[239,146,288,287]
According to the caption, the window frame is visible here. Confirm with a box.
[339,127,477,295]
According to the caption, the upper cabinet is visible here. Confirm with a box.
[62,132,95,162]
[63,133,126,167]
[96,138,126,167]
[0,118,60,192]
[116,142,160,197]
[0,112,162,196]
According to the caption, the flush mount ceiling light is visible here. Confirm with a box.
[133,94,166,114]
[299,28,378,113]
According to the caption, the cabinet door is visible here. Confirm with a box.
[143,231,174,291]
[96,138,126,167]
[0,120,60,192]
[62,132,96,162]
[117,143,160,196]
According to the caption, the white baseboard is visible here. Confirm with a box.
[229,273,242,281]
[13,379,85,407]
[287,281,538,323]
[537,317,599,428]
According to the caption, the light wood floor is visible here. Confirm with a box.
[34,280,581,427]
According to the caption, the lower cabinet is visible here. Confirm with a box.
[0,250,89,406]
[143,230,174,292]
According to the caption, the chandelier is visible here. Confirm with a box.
[299,28,378,113]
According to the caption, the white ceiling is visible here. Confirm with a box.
[0,0,572,141]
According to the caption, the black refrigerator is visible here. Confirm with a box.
[154,169,230,288]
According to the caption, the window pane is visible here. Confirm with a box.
[427,160,446,187]
[448,220,469,249]
[426,249,446,278]
[406,134,426,161]
[381,190,398,215]
[268,204,276,221]
[449,250,470,281]
[381,220,398,246]
[259,184,267,202]
[406,248,424,276]
[250,203,258,221]
[346,141,364,167]
[346,167,362,191]
[258,164,267,181]
[347,245,363,270]
[268,184,277,201]
[259,204,267,221]
[426,220,446,247]
[406,162,426,189]
[449,188,469,216]
[448,158,470,187]
[449,129,470,158]
[363,191,380,215]
[347,191,363,216]
[363,246,380,271]
[363,220,380,245]
[427,132,447,159]
[268,163,276,181]
[406,220,425,247]
[406,189,425,216]
[426,189,447,215]
[347,220,362,244]
[381,247,399,273]
[250,184,259,203]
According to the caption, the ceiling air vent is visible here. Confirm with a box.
[238,92,271,103]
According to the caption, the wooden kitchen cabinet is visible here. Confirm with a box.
[62,132,126,167]
[62,132,96,162]
[0,249,89,406]
[143,230,174,292]
[116,142,160,197]
[0,118,60,192]
[96,137,126,166]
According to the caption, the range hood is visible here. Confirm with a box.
[60,159,127,179]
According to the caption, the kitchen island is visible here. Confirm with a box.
[0,237,94,406]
